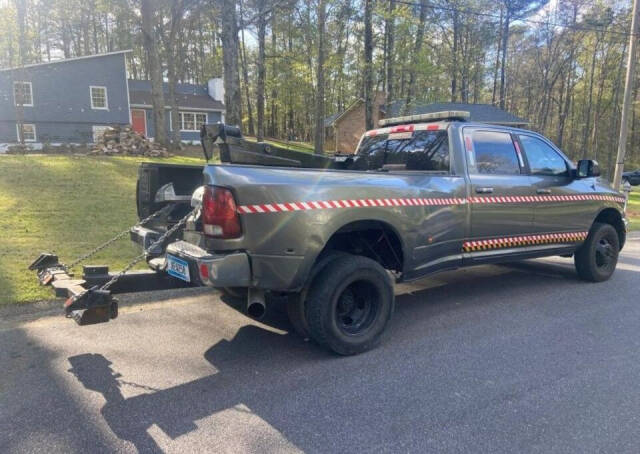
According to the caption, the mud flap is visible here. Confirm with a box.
[64,286,118,326]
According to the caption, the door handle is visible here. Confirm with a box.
[536,189,552,194]
[475,187,494,194]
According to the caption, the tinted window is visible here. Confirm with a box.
[357,130,449,171]
[518,135,568,176]
[471,130,520,175]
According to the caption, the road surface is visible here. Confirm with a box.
[2,235,640,453]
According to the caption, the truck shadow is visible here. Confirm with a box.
[66,259,639,452]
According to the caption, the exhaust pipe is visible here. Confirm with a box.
[246,288,266,319]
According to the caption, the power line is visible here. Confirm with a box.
[390,0,636,38]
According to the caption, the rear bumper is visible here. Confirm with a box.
[165,240,251,288]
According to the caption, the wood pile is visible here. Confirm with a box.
[90,125,170,157]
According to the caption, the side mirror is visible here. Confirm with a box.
[576,159,600,178]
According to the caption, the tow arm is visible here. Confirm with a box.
[29,205,197,326]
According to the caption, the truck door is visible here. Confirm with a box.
[515,133,592,232]
[464,128,535,239]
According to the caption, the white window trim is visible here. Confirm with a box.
[178,111,207,132]
[16,123,36,142]
[90,85,109,110]
[13,81,33,107]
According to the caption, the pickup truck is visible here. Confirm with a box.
[131,111,627,355]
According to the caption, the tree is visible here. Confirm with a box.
[314,0,326,153]
[220,0,242,126]
[140,0,168,146]
[499,0,544,109]
[364,0,374,130]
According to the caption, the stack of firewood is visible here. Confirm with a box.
[90,125,170,157]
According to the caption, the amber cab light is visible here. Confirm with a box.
[202,186,242,239]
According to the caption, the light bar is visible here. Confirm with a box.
[379,110,470,127]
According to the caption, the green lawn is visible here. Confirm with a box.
[627,188,640,232]
[0,154,204,305]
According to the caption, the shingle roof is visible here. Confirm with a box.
[0,50,131,72]
[128,79,224,111]
[385,101,529,125]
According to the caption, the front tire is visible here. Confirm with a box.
[574,222,620,282]
[305,255,394,355]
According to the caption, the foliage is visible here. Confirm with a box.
[1,0,639,165]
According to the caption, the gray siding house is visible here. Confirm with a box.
[128,79,224,142]
[0,50,225,147]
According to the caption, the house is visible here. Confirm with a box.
[326,100,529,154]
[324,92,386,154]
[128,79,225,142]
[0,50,225,148]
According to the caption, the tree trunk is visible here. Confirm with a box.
[582,37,599,158]
[314,0,326,154]
[385,0,396,100]
[256,0,267,141]
[15,0,27,65]
[165,0,185,150]
[270,14,278,137]
[405,0,427,112]
[492,6,503,105]
[364,0,374,130]
[239,0,255,136]
[499,8,510,110]
[141,0,168,146]
[451,6,459,102]
[220,0,243,126]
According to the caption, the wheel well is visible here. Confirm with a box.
[317,220,404,273]
[594,208,626,249]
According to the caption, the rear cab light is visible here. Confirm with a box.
[202,185,242,239]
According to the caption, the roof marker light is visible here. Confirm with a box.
[379,110,470,127]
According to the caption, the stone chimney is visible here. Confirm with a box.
[207,78,225,103]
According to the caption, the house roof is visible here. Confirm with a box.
[128,79,224,111]
[324,99,365,127]
[385,101,529,125]
[0,50,132,72]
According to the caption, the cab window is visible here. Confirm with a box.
[469,130,520,175]
[356,130,450,172]
[518,135,568,176]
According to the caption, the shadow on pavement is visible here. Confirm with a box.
[60,259,640,452]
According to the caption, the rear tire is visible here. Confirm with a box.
[305,255,394,355]
[286,251,348,339]
[574,222,619,282]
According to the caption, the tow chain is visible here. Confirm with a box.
[99,207,198,292]
[64,205,174,270]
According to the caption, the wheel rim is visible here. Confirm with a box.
[595,236,616,271]
[334,280,380,336]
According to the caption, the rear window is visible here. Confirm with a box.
[356,130,450,172]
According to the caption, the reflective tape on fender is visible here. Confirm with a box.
[462,231,588,252]
[237,197,468,214]
[237,193,625,214]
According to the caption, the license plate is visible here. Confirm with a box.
[166,255,190,282]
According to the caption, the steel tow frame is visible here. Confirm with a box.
[29,205,198,326]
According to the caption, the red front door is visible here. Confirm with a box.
[131,109,147,136]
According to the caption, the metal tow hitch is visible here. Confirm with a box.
[64,286,118,326]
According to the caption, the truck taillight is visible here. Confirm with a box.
[202,186,242,239]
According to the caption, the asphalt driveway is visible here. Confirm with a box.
[2,235,640,453]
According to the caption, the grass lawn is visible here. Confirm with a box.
[0,154,204,305]
[627,188,640,232]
